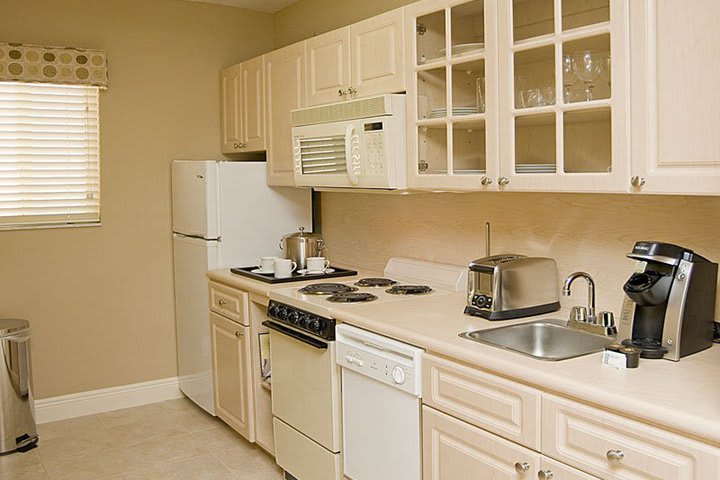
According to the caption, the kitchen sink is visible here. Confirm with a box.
[460,319,614,361]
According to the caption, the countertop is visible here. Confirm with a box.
[207,268,720,447]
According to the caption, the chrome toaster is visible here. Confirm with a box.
[464,254,561,320]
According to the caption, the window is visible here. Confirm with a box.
[0,81,100,229]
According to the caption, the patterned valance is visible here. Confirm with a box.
[0,43,108,89]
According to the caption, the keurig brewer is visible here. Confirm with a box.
[619,241,718,360]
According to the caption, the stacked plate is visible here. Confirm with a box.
[515,163,556,174]
[439,43,485,56]
[430,107,480,118]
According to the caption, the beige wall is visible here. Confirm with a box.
[0,0,274,398]
[273,0,415,48]
[321,192,720,320]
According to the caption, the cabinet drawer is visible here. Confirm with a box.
[423,353,541,449]
[423,405,540,480]
[542,394,720,480]
[209,282,248,325]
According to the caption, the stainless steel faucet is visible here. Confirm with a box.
[562,272,617,336]
[562,271,596,322]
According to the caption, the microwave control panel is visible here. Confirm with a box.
[363,122,386,176]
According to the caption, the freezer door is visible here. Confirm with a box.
[172,161,220,239]
[173,234,220,415]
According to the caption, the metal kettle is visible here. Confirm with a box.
[279,227,325,270]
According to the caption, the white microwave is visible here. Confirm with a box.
[291,94,407,189]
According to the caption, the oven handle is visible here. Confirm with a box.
[262,320,328,350]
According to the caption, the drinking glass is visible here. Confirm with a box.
[573,51,601,101]
[476,76,485,113]
[562,54,576,103]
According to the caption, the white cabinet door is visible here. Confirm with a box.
[630,0,720,195]
[350,8,406,99]
[542,394,720,480]
[306,28,352,106]
[497,0,630,193]
[241,56,266,152]
[423,405,540,480]
[220,64,242,154]
[210,311,255,441]
[266,42,305,186]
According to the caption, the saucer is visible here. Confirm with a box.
[297,268,335,275]
[252,268,274,274]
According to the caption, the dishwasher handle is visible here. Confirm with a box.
[262,320,328,350]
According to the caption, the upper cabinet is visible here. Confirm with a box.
[498,0,629,193]
[307,8,406,106]
[266,42,306,186]
[405,0,499,190]
[220,57,266,154]
[629,0,720,195]
[220,64,242,153]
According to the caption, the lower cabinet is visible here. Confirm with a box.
[423,405,601,480]
[422,354,720,480]
[423,405,540,479]
[210,310,255,441]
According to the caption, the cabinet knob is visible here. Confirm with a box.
[233,143,246,150]
[514,462,530,473]
[235,330,244,338]
[538,470,554,480]
[233,143,239,149]
[347,86,358,95]
[480,176,493,186]
[630,176,646,187]
[606,449,625,462]
[338,89,348,97]
[218,299,227,306]
[498,177,510,186]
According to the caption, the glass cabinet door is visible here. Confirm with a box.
[498,0,628,192]
[407,0,498,190]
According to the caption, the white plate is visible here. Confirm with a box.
[439,43,485,56]
[297,268,336,275]
[251,268,274,274]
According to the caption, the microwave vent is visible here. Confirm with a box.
[292,95,391,127]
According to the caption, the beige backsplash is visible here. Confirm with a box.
[321,191,720,319]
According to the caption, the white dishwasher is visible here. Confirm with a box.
[335,324,423,480]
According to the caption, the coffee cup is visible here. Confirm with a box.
[258,256,277,273]
[306,257,330,273]
[274,258,297,278]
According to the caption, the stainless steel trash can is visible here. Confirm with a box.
[0,319,38,454]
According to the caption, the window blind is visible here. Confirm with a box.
[0,81,100,228]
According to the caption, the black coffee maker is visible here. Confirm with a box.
[619,242,717,360]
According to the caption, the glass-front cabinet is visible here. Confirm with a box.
[497,0,629,192]
[406,0,499,190]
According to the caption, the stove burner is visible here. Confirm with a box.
[385,285,434,295]
[354,277,398,288]
[327,292,379,303]
[299,283,358,295]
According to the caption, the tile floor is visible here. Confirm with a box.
[0,399,284,480]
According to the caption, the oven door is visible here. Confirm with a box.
[266,320,342,453]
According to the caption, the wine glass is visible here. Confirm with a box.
[573,51,601,101]
[562,54,576,103]
[601,53,611,92]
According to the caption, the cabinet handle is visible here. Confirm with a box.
[347,86,358,95]
[218,299,227,306]
[235,330,244,338]
[498,177,510,186]
[338,89,348,97]
[480,176,493,186]
[606,449,625,462]
[514,462,530,473]
[233,143,239,149]
[630,176,645,187]
[538,470,554,480]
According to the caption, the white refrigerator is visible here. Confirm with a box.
[172,160,312,414]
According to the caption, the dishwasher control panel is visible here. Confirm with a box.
[336,324,423,397]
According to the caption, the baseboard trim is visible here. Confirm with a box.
[34,377,183,424]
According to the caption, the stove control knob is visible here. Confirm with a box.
[275,306,287,320]
[288,311,300,324]
[391,366,406,385]
[297,314,309,328]
[309,319,322,333]
[345,354,353,364]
